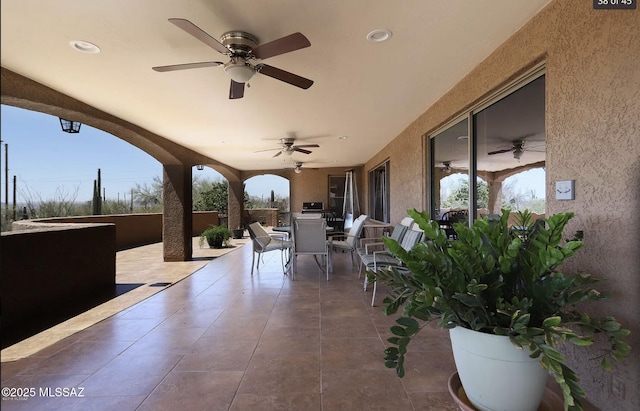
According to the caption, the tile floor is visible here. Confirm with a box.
[1,240,459,410]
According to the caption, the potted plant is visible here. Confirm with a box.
[199,225,231,249]
[371,209,630,411]
[232,226,245,239]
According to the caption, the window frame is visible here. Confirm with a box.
[427,63,546,224]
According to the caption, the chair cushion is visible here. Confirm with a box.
[330,240,351,251]
[263,238,292,252]
[372,253,403,268]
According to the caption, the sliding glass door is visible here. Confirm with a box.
[430,118,469,224]
[428,67,545,224]
[369,161,390,222]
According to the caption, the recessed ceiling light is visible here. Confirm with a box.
[366,29,392,43]
[338,135,349,140]
[69,40,101,54]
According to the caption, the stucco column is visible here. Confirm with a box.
[227,180,244,230]
[162,164,192,261]
[488,180,503,214]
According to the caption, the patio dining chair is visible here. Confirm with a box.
[247,222,292,275]
[357,216,414,277]
[328,214,368,266]
[364,223,424,306]
[291,217,330,281]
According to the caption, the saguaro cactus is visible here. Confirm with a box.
[92,168,102,215]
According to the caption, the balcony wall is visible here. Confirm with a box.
[1,223,116,346]
[12,211,220,251]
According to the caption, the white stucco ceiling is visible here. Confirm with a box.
[1,0,552,171]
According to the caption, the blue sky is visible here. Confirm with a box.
[0,105,289,203]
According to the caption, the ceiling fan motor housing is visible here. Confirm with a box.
[220,31,259,56]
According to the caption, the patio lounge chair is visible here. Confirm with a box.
[357,217,414,277]
[247,222,292,275]
[363,223,424,306]
[328,214,368,266]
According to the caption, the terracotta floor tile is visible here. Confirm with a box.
[175,338,257,372]
[322,369,413,410]
[137,371,244,411]
[120,327,207,356]
[320,299,370,317]
[321,316,379,338]
[204,314,269,340]
[19,340,133,376]
[238,352,321,396]
[408,391,460,410]
[79,352,183,396]
[265,308,321,329]
[230,392,322,411]
[321,337,388,371]
[399,351,457,392]
[78,317,164,342]
[156,307,225,329]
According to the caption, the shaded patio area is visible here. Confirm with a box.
[0,235,458,410]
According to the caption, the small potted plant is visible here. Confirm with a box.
[199,225,231,249]
[232,226,245,239]
[371,209,630,411]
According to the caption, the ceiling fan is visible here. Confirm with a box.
[254,138,319,158]
[152,18,314,99]
[487,139,545,160]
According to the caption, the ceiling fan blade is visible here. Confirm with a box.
[272,151,283,158]
[487,148,514,155]
[152,61,223,72]
[293,144,320,149]
[254,148,281,153]
[257,64,313,89]
[168,18,229,55]
[252,33,311,60]
[294,147,313,155]
[229,80,245,99]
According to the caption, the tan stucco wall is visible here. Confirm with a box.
[364,1,639,409]
[288,166,364,215]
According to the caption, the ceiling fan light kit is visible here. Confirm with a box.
[153,19,313,99]
[224,60,255,83]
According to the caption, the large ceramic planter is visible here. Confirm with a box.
[449,326,547,411]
